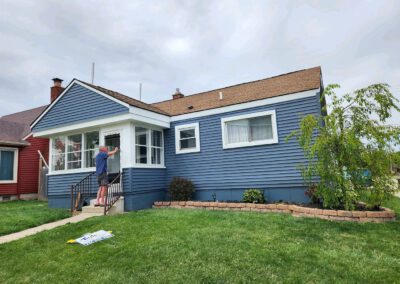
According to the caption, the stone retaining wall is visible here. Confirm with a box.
[153,201,396,223]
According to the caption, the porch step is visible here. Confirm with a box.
[82,205,104,214]
[82,197,124,215]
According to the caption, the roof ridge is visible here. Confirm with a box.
[153,66,321,105]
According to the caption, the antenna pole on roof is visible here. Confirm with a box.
[91,62,95,84]
[139,82,142,101]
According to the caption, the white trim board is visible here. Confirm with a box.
[0,147,19,183]
[32,113,170,137]
[220,110,279,149]
[171,89,319,122]
[175,122,201,154]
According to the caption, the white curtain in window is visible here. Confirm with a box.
[249,116,273,141]
[227,119,249,143]
[226,115,273,144]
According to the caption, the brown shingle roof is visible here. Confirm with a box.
[77,80,169,116]
[0,105,47,145]
[152,66,322,116]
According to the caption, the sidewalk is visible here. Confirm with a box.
[0,212,102,244]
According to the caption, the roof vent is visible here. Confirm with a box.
[172,88,184,100]
[187,105,193,110]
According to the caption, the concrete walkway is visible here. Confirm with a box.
[0,213,102,245]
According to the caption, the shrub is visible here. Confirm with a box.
[242,189,265,204]
[168,177,195,201]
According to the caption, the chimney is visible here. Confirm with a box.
[172,88,184,100]
[51,78,64,102]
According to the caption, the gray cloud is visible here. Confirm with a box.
[0,0,399,124]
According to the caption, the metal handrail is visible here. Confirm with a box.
[70,172,96,213]
[104,172,123,215]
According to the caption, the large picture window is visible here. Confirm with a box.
[51,131,99,172]
[221,110,278,149]
[135,127,164,166]
[0,148,17,183]
[175,122,200,154]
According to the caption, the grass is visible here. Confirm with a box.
[0,198,400,283]
[0,200,71,236]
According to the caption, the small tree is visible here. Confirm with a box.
[287,83,400,210]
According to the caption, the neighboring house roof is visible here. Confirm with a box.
[0,105,47,145]
[152,66,322,116]
[77,80,169,116]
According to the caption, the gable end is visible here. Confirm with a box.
[32,82,129,132]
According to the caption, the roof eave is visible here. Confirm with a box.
[0,140,30,146]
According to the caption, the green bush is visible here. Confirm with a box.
[242,189,265,204]
[168,177,195,201]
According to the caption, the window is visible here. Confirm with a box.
[84,132,99,168]
[175,123,200,154]
[51,131,99,172]
[67,134,82,169]
[0,148,17,183]
[135,127,164,166]
[52,136,66,171]
[135,127,148,164]
[221,110,278,149]
[151,130,163,165]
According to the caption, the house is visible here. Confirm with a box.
[0,82,64,201]
[30,67,323,210]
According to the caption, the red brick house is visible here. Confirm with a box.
[0,79,64,201]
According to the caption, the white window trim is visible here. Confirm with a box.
[49,131,99,174]
[133,126,165,167]
[175,122,200,154]
[0,147,18,183]
[221,110,278,149]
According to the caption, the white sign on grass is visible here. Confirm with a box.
[73,230,114,246]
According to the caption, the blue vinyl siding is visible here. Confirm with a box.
[48,171,97,197]
[47,168,166,210]
[33,83,129,132]
[123,168,166,210]
[47,171,97,208]
[164,93,321,202]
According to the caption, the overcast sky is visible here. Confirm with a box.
[0,0,399,124]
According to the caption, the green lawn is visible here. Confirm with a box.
[0,200,71,236]
[1,198,400,283]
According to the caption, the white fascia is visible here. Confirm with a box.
[171,89,319,122]
[32,114,133,137]
[32,111,170,138]
[129,106,170,128]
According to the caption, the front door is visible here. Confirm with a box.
[104,133,120,181]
